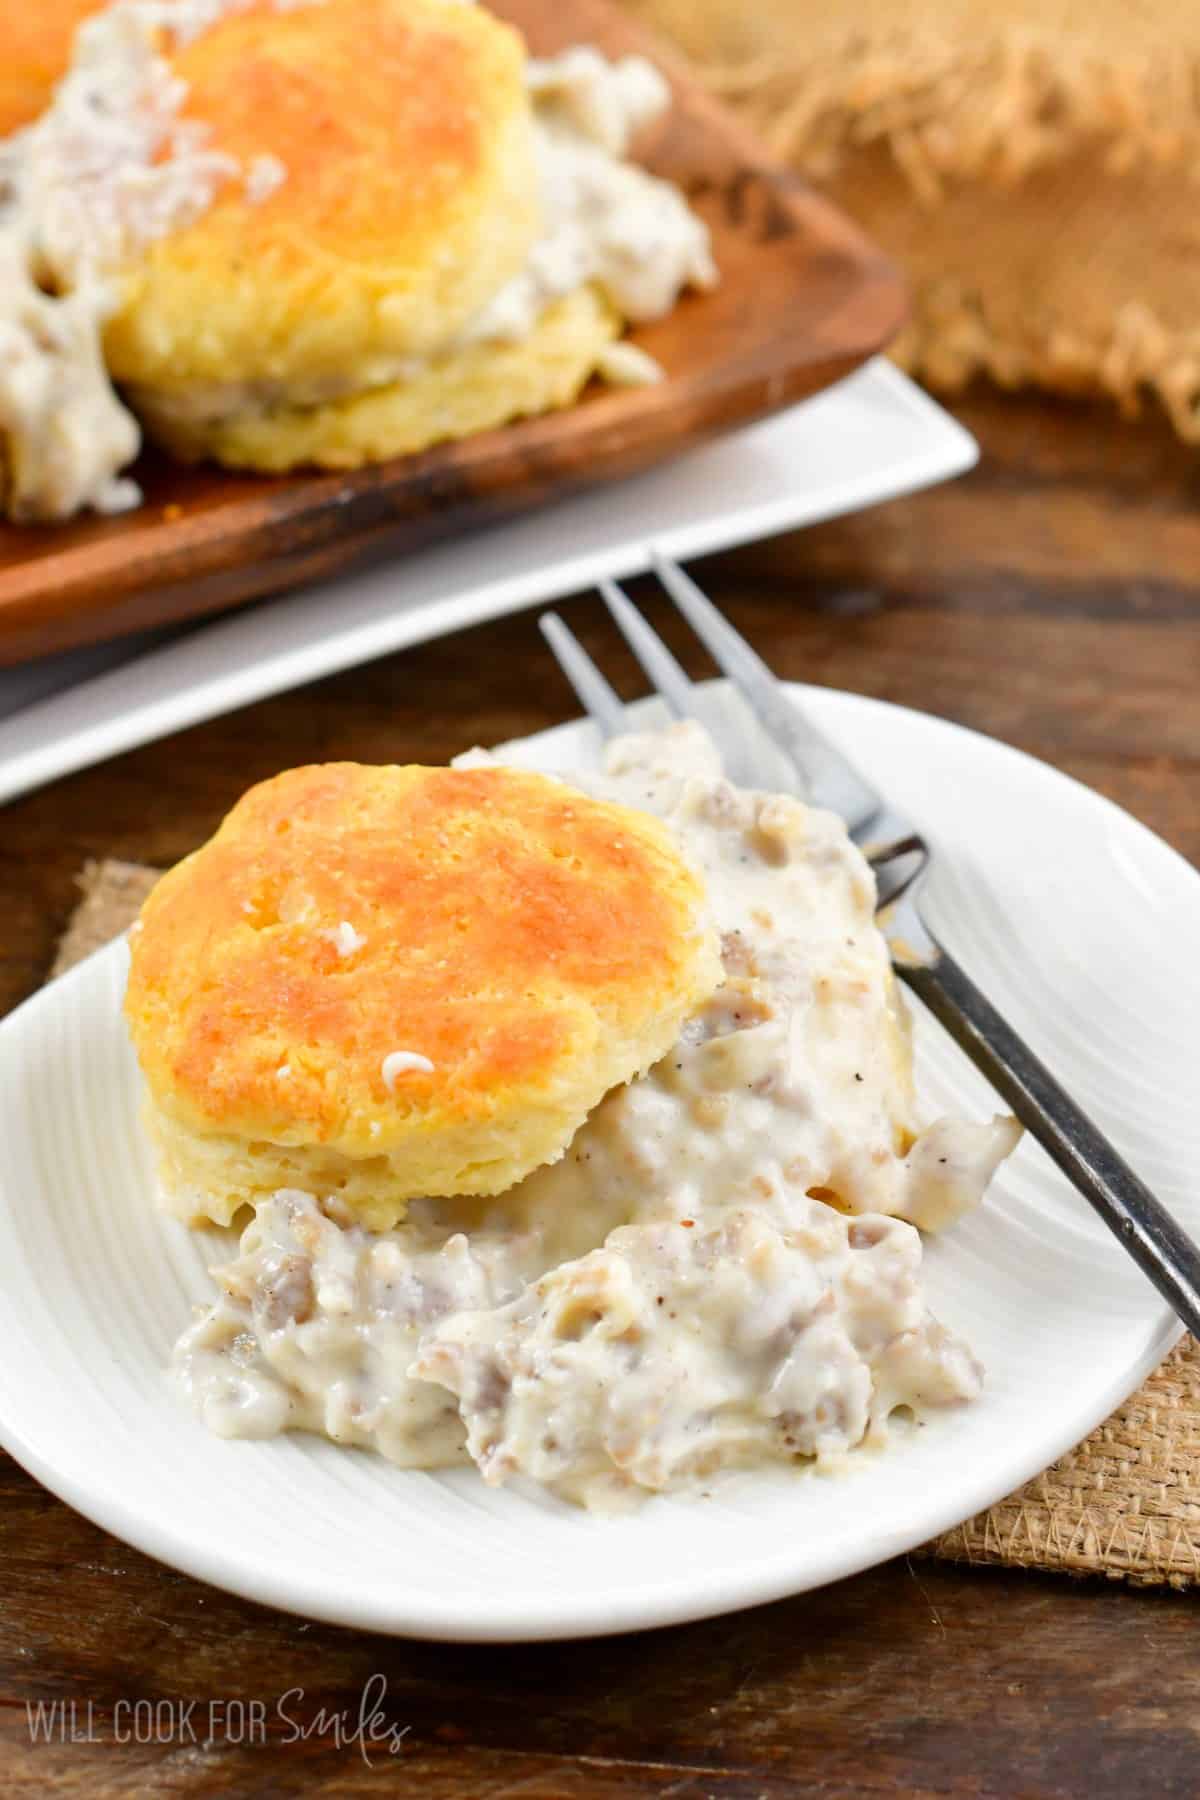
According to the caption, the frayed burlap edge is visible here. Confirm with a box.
[631,3,1200,440]
[891,290,1200,443]
[51,858,1200,1588]
[686,26,1200,198]
[51,858,159,980]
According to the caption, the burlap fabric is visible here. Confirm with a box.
[630,0,1200,440]
[53,858,1200,1588]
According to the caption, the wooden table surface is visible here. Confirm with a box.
[2,388,1198,1798]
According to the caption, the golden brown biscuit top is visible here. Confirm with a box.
[165,0,521,277]
[125,762,714,1154]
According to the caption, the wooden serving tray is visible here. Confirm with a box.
[0,0,905,667]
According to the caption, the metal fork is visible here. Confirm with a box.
[540,553,1200,1338]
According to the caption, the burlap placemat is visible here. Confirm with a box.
[630,0,1200,441]
[55,859,1200,1588]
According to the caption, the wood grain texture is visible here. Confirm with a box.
[4,385,1200,1796]
[0,0,903,667]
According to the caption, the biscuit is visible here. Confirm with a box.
[125,762,721,1229]
[103,0,541,399]
[131,285,620,470]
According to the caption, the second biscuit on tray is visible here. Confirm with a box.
[105,0,715,472]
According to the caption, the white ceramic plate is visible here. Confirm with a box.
[0,360,974,802]
[1,685,1194,1641]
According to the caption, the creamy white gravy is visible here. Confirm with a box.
[174,724,1019,1510]
[470,49,716,345]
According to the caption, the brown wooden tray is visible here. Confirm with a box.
[0,0,905,667]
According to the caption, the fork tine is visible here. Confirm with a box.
[598,579,695,719]
[600,579,757,784]
[651,552,883,833]
[538,612,628,737]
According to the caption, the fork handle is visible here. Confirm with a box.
[899,947,1200,1339]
